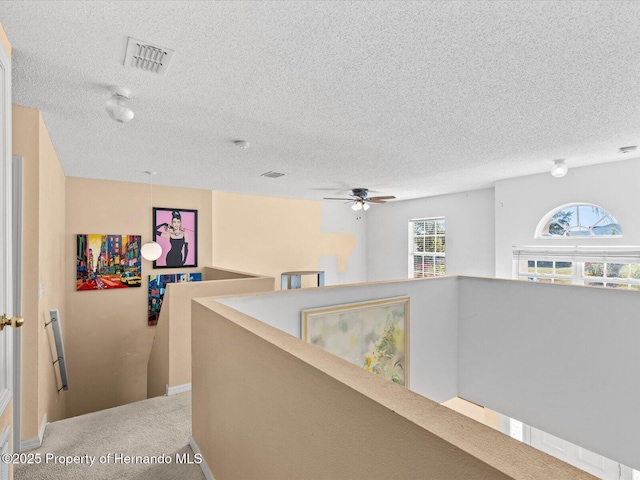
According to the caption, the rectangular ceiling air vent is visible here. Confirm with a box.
[123,37,174,75]
[261,171,285,178]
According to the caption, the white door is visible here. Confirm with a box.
[530,427,621,480]
[505,417,639,479]
[0,23,14,476]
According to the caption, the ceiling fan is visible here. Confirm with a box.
[324,188,396,211]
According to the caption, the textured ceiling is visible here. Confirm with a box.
[3,1,640,201]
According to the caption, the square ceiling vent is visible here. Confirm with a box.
[123,37,174,75]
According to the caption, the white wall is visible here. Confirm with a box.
[495,157,640,278]
[366,188,495,281]
[218,274,640,471]
[457,276,640,471]
[320,202,367,285]
[219,277,459,403]
[364,157,640,282]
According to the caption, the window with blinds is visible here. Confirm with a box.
[409,217,445,278]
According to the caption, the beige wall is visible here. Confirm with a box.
[203,266,255,281]
[212,191,356,288]
[146,294,170,399]
[12,111,361,420]
[13,105,66,441]
[65,178,212,417]
[442,396,501,431]
[0,22,11,59]
[147,268,274,398]
[169,276,274,389]
[37,114,66,431]
[63,180,359,415]
[13,106,38,440]
[192,298,593,480]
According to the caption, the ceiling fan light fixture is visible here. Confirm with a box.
[105,86,134,123]
[324,188,396,211]
[550,159,568,178]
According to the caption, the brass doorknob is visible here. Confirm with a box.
[0,314,24,330]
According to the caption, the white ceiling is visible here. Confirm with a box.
[3,1,640,201]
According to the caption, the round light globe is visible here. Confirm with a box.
[141,241,162,261]
[550,160,568,178]
[105,96,134,123]
[105,86,134,123]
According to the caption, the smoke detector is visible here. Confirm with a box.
[123,37,175,75]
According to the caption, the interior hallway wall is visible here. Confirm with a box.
[12,105,66,442]
[63,181,360,417]
[494,157,640,278]
[212,191,365,288]
[366,188,495,281]
[64,178,212,417]
[37,113,67,430]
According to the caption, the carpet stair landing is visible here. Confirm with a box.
[15,392,205,480]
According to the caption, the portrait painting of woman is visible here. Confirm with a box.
[152,207,198,268]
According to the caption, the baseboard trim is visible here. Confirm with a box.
[21,413,47,452]
[190,436,215,480]
[166,383,192,396]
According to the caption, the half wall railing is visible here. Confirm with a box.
[146,266,274,398]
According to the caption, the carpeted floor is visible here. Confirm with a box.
[15,392,206,480]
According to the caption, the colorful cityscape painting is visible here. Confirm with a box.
[148,273,202,326]
[76,234,141,291]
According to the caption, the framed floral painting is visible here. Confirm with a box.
[301,296,409,387]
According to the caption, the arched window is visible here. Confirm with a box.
[535,203,622,238]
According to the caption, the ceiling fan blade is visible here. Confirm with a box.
[367,199,387,203]
[323,197,354,201]
[368,195,396,201]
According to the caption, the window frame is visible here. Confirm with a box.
[535,203,622,239]
[513,246,640,290]
[408,217,446,278]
